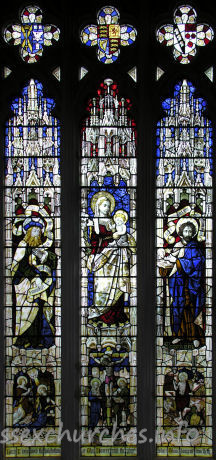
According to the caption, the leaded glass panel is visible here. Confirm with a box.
[4,80,61,457]
[156,80,212,457]
[80,79,137,456]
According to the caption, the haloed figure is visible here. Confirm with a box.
[11,220,57,349]
[158,218,205,347]
[87,191,135,325]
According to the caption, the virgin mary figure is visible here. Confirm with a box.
[87,191,133,325]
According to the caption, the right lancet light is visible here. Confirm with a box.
[156,80,212,457]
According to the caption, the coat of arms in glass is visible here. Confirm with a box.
[4,5,60,63]
[156,5,214,64]
[80,6,137,64]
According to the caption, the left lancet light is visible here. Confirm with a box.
[4,79,61,457]
[4,5,60,63]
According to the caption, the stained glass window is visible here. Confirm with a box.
[80,78,137,456]
[1,1,216,459]
[4,79,61,457]
[156,80,212,457]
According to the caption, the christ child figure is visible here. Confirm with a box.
[110,210,129,247]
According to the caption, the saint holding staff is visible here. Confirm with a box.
[157,217,205,347]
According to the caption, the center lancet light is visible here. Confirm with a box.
[80,79,137,456]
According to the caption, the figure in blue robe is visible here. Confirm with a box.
[89,379,102,428]
[168,224,205,344]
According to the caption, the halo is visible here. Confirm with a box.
[37,384,48,395]
[178,372,188,381]
[114,209,128,223]
[176,217,198,237]
[90,191,115,214]
[17,376,28,385]
[117,377,127,387]
[90,378,101,387]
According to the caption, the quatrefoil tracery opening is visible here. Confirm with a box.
[156,5,214,64]
[4,5,60,63]
[80,6,137,64]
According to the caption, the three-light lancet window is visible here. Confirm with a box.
[1,2,216,460]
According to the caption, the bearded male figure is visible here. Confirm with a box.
[11,220,57,349]
[158,219,205,347]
